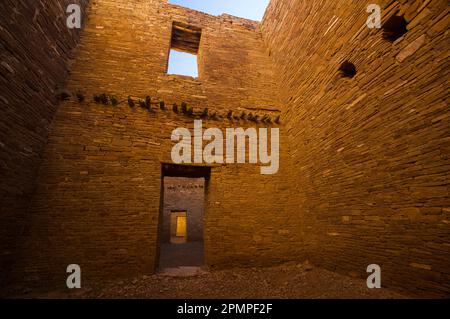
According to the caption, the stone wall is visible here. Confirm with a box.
[162,177,205,243]
[0,0,89,288]
[262,0,449,296]
[3,0,448,298]
[11,0,301,291]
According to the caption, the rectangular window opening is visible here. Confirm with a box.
[167,21,202,78]
[170,211,188,244]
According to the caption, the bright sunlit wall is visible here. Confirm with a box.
[166,0,270,77]
[168,0,270,21]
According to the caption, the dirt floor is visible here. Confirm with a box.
[159,242,204,268]
[20,261,408,299]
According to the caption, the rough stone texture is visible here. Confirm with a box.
[261,0,449,297]
[0,0,89,288]
[15,263,408,299]
[1,0,449,298]
[9,0,298,293]
[162,177,205,243]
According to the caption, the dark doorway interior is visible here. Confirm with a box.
[157,164,210,270]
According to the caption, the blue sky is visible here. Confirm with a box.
[167,50,198,77]
[167,1,270,77]
[169,0,270,21]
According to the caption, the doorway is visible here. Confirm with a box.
[157,164,210,270]
[170,211,187,244]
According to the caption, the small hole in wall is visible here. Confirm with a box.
[338,61,357,78]
[382,13,408,42]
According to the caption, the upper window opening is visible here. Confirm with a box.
[382,13,408,42]
[171,21,202,54]
[167,22,202,78]
[167,50,198,77]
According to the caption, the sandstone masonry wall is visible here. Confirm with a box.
[0,0,89,288]
[262,0,449,296]
[13,0,301,291]
[4,0,448,298]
